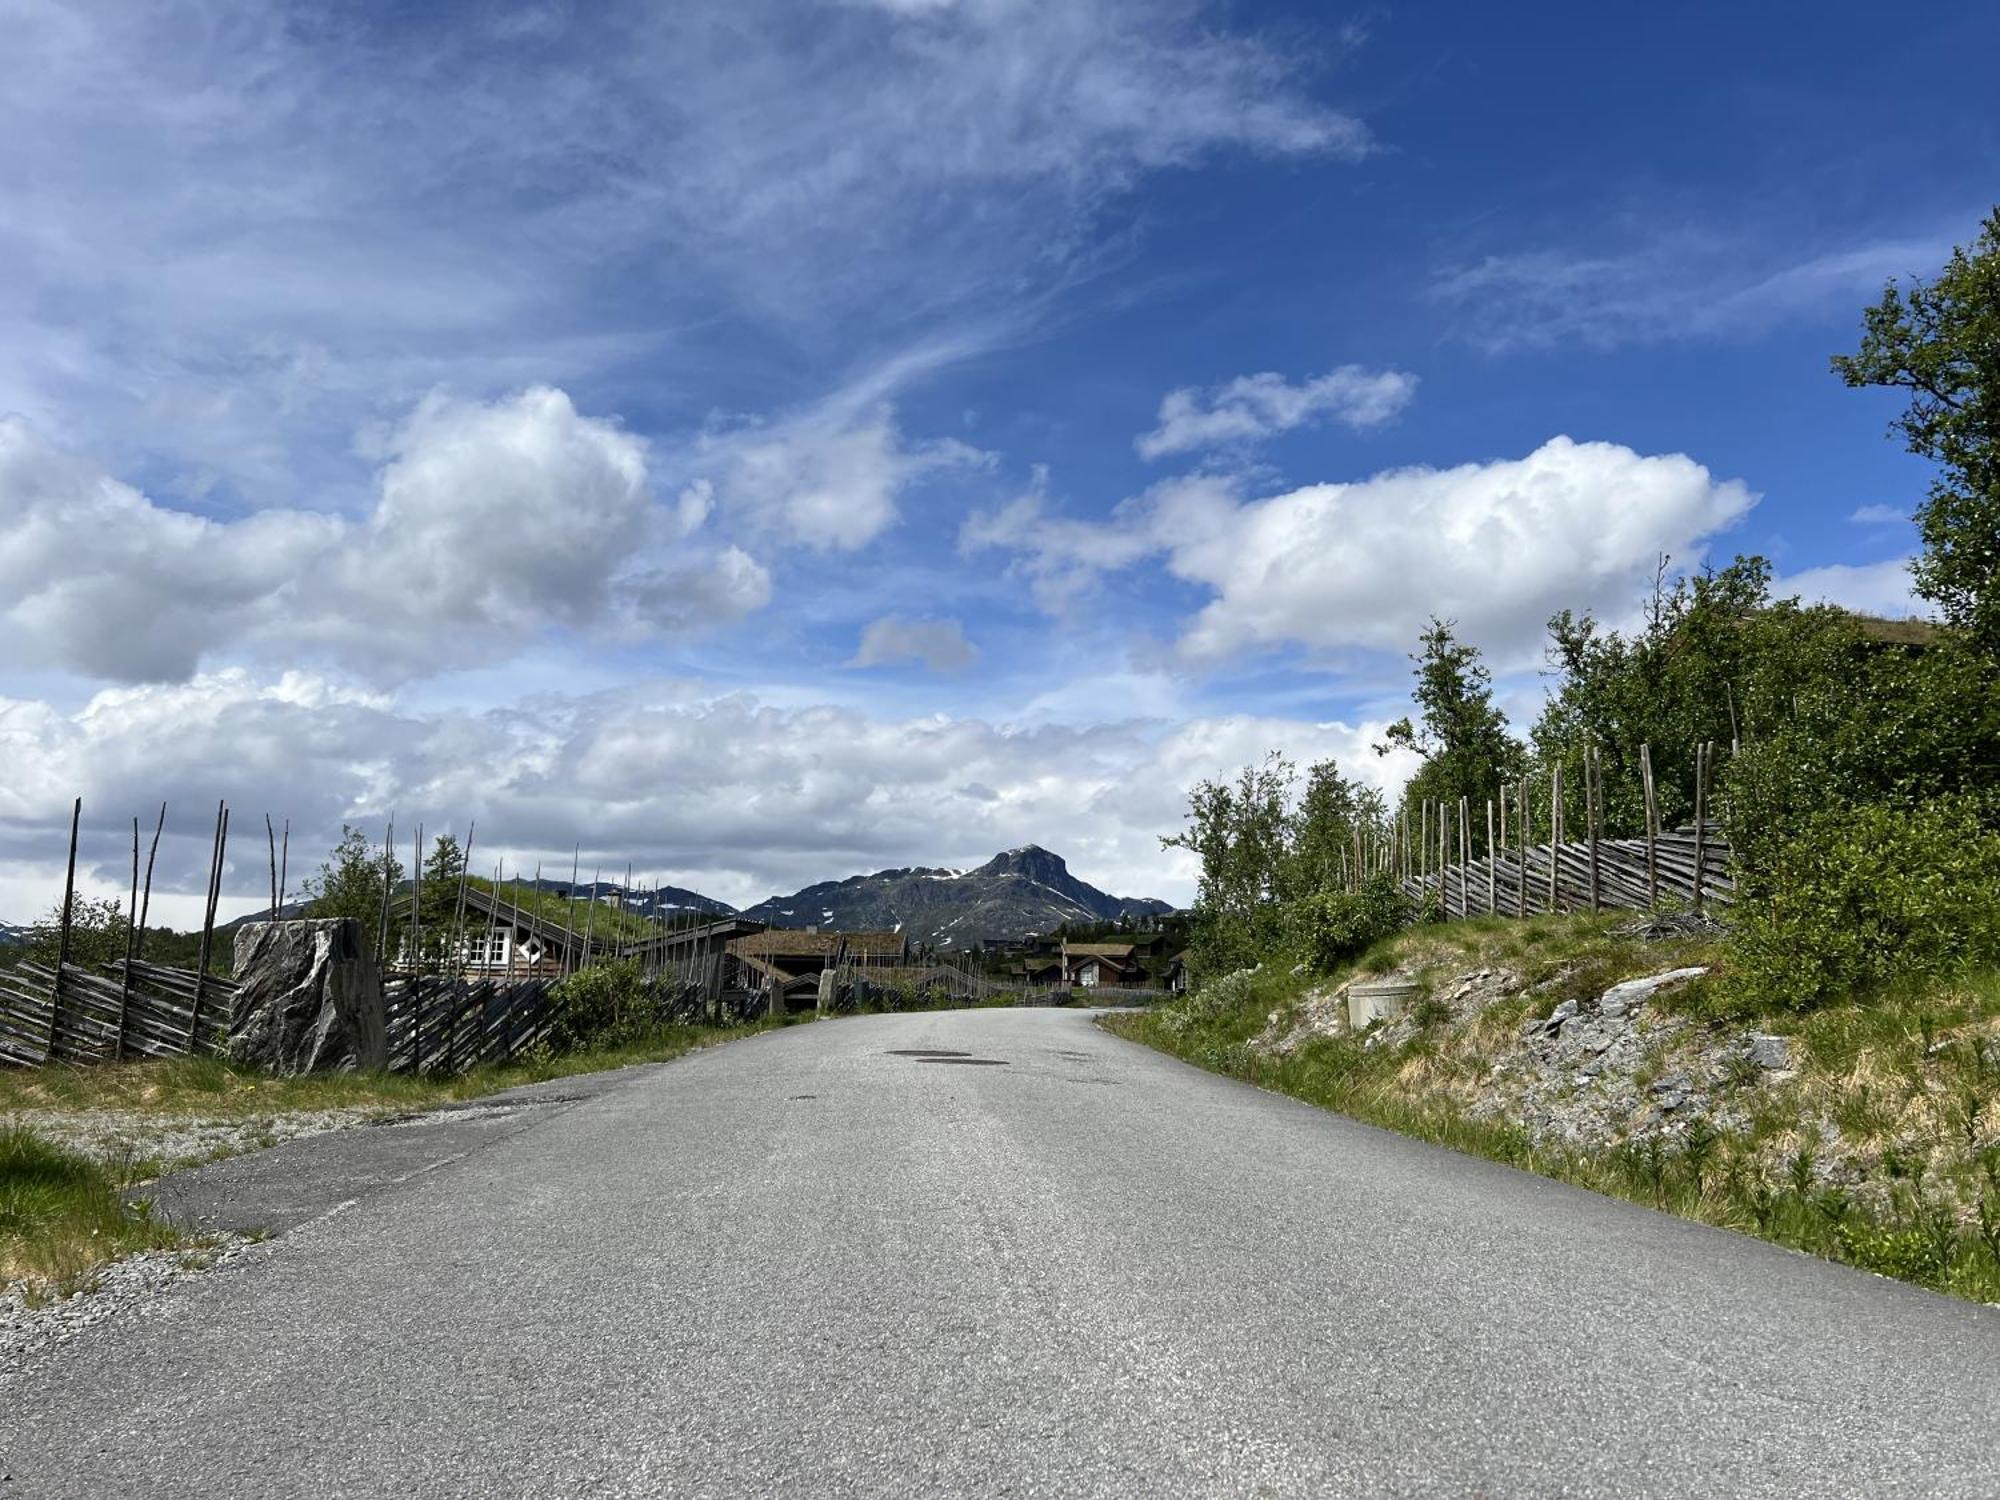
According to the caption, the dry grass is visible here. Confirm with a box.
[0,1021,772,1122]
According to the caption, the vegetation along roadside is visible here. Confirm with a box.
[1112,215,2000,1307]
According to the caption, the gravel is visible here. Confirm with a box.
[4,1106,381,1171]
[0,1234,259,1370]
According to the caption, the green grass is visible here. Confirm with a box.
[463,877,669,946]
[0,1127,190,1299]
[1106,913,2000,1305]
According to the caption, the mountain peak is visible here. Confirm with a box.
[739,844,1168,943]
[974,845,1068,882]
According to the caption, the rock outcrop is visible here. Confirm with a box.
[228,919,386,1075]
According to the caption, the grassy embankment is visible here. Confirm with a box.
[1103,913,2000,1304]
[0,1019,777,1299]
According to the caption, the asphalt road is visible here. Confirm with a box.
[4,1008,1998,1498]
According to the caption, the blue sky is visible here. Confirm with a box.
[1,0,1993,922]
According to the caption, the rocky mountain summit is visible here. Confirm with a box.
[738,845,1172,946]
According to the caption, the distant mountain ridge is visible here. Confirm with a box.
[737,845,1172,946]
[0,850,1163,952]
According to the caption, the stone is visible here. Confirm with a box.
[1597,967,1709,1016]
[227,919,386,1075]
[1745,1033,1792,1071]
[1549,999,1579,1026]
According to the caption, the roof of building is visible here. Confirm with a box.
[614,915,766,961]
[725,929,908,960]
[1072,952,1136,973]
[460,884,590,950]
[1063,941,1137,960]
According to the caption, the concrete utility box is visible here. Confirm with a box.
[228,918,387,1074]
[1348,978,1418,1031]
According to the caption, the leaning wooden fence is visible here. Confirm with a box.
[0,959,235,1069]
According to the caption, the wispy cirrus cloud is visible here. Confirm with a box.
[0,0,1370,509]
[1433,226,1961,352]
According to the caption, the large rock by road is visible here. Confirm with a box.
[227,918,386,1075]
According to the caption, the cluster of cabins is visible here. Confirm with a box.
[449,885,1183,1002]
[996,932,1184,993]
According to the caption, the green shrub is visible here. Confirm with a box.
[547,961,655,1051]
[1727,797,2000,1011]
[1159,966,1262,1037]
[1286,873,1412,975]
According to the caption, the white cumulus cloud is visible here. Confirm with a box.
[1776,558,1926,620]
[0,671,1416,926]
[1137,366,1417,459]
[707,403,990,552]
[969,436,1759,665]
[0,389,770,684]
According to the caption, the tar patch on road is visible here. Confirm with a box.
[883,1048,1010,1066]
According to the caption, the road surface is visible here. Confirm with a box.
[3,1007,1997,1497]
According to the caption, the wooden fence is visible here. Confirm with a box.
[1399,826,1733,920]
[0,959,235,1069]
[0,961,581,1076]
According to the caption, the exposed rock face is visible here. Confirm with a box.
[736,845,1173,945]
[228,919,386,1075]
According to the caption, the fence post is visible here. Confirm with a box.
[1438,807,1448,916]
[1692,740,1711,917]
[1548,764,1563,912]
[1587,744,1602,914]
[118,815,139,1062]
[1639,743,1659,908]
[191,800,227,1052]
[376,820,396,966]
[50,797,81,1059]
[1486,798,1498,915]
[1517,777,1530,918]
[137,803,165,963]
[1456,798,1469,918]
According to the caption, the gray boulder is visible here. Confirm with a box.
[1745,1033,1792,1071]
[228,919,386,1075]
[1598,967,1709,1017]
